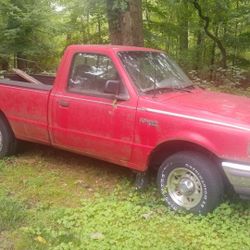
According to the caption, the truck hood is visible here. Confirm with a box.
[141,89,250,127]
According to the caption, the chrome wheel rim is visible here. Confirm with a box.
[166,167,203,209]
[0,131,3,152]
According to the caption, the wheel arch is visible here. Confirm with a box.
[0,110,16,139]
[0,110,12,130]
[0,109,17,157]
[147,139,226,178]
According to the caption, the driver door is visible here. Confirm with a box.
[51,52,136,164]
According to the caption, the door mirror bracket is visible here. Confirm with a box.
[104,80,129,101]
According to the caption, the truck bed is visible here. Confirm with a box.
[0,78,52,91]
[0,76,52,144]
[3,72,55,85]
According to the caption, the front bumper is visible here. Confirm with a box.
[222,162,250,199]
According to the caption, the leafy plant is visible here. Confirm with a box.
[0,193,26,231]
[0,146,249,249]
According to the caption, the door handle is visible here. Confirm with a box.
[58,100,70,107]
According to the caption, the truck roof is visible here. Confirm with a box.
[66,44,160,53]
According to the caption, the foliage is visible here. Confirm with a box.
[189,65,247,87]
[59,0,108,46]
[19,196,250,250]
[0,191,26,231]
[143,0,250,71]
[0,0,249,80]
[0,0,63,71]
[0,146,249,249]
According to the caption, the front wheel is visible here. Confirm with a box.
[157,151,224,215]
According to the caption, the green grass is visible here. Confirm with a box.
[0,192,26,232]
[0,143,249,250]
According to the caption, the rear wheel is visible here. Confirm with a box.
[0,116,17,158]
[157,151,224,215]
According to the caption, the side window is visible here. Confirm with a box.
[68,53,120,95]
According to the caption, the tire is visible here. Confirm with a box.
[157,151,224,215]
[0,116,17,158]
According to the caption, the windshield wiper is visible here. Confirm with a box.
[166,86,192,93]
[145,86,193,94]
[183,84,196,90]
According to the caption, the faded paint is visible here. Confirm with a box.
[0,44,249,175]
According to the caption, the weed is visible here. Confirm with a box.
[18,193,250,250]
[0,145,249,249]
[0,193,26,231]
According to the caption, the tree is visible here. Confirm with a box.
[60,0,108,46]
[106,0,144,46]
[178,0,189,51]
[191,0,227,68]
[0,0,249,79]
[0,0,61,71]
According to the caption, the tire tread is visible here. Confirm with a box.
[157,151,224,214]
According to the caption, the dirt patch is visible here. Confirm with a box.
[0,231,14,250]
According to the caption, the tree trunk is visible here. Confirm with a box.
[126,0,144,46]
[195,27,203,70]
[232,0,239,66]
[16,53,27,70]
[97,14,102,44]
[179,1,189,51]
[0,57,9,71]
[210,26,219,66]
[179,23,188,51]
[66,15,77,45]
[106,0,123,45]
[210,26,219,80]
[192,0,227,68]
[86,11,90,43]
[106,0,144,46]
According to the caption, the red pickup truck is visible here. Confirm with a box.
[0,45,249,214]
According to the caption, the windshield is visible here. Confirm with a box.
[118,51,192,92]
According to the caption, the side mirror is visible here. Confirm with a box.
[104,80,120,95]
[104,80,129,101]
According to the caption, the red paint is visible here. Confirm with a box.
[1,45,250,171]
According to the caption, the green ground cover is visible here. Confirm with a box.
[0,143,249,250]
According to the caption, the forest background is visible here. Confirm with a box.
[0,0,249,87]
